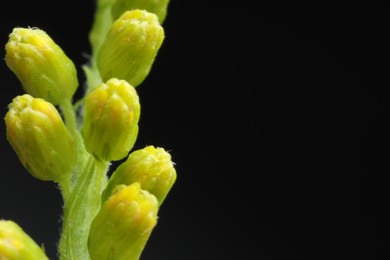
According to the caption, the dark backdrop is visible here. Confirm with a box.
[0,1,387,259]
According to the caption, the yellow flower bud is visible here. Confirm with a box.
[88,183,158,260]
[112,0,170,24]
[102,146,176,205]
[82,78,140,161]
[4,94,77,182]
[97,9,165,87]
[5,27,78,105]
[0,220,48,260]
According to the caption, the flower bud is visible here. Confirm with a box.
[112,0,170,24]
[4,94,77,182]
[88,183,158,260]
[102,146,176,205]
[0,220,48,260]
[82,78,140,161]
[5,27,78,105]
[97,10,165,87]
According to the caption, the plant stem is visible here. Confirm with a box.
[59,99,111,260]
[59,156,109,260]
[58,178,72,203]
[60,100,89,184]
[57,2,115,257]
[83,0,114,93]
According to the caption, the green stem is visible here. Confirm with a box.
[89,0,114,64]
[57,2,116,258]
[60,100,89,184]
[84,0,115,93]
[59,156,109,260]
[58,178,72,203]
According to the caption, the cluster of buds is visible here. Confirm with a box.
[1,1,176,259]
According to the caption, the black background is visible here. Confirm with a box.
[0,0,387,259]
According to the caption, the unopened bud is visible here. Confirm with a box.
[112,0,170,24]
[4,94,77,182]
[82,78,140,161]
[97,10,164,87]
[88,183,158,260]
[102,145,176,205]
[5,27,78,105]
[0,220,48,260]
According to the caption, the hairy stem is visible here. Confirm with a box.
[60,100,89,185]
[59,156,109,260]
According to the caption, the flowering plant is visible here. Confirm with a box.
[0,1,176,259]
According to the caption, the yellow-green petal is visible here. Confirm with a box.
[0,220,48,260]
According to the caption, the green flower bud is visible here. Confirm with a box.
[88,182,158,260]
[97,9,165,87]
[0,220,48,260]
[5,27,78,105]
[82,78,140,161]
[102,146,176,206]
[112,0,170,24]
[4,94,77,182]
